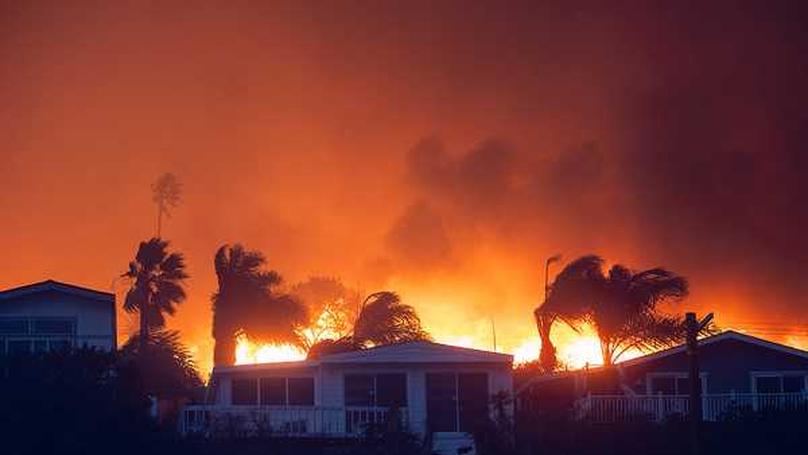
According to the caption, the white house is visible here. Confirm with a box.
[182,341,513,450]
[0,280,117,354]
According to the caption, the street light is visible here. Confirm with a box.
[544,254,562,303]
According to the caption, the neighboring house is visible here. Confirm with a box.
[518,330,808,422]
[0,280,117,354]
[181,341,513,451]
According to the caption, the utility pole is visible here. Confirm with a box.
[685,311,713,455]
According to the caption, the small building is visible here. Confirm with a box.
[518,330,808,422]
[182,341,513,450]
[0,280,117,354]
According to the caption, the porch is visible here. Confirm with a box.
[575,392,808,423]
[179,405,407,437]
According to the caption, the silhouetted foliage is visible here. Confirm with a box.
[0,349,195,455]
[307,291,429,359]
[536,255,695,366]
[211,244,307,366]
[152,172,182,237]
[291,276,361,350]
[353,292,430,347]
[122,238,188,347]
[119,329,202,399]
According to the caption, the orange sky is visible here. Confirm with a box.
[2,1,807,374]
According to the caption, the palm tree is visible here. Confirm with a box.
[591,264,689,365]
[119,329,202,398]
[211,244,307,366]
[307,291,429,358]
[122,238,188,349]
[151,173,181,238]
[535,255,603,371]
[353,292,429,346]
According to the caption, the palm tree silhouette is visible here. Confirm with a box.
[307,291,429,358]
[536,255,692,367]
[211,244,307,366]
[535,255,602,370]
[122,238,188,349]
[353,291,429,346]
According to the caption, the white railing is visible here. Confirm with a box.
[575,393,808,423]
[179,405,407,438]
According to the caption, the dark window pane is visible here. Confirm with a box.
[8,340,31,354]
[377,374,407,407]
[783,375,805,393]
[288,378,314,405]
[260,377,286,405]
[676,377,691,395]
[232,378,258,405]
[0,319,28,335]
[755,376,781,394]
[33,319,75,335]
[345,375,374,406]
[650,376,676,394]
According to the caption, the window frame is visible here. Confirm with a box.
[343,372,408,408]
[750,371,808,394]
[646,372,708,395]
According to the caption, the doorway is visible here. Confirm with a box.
[426,372,489,433]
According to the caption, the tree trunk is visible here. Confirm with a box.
[139,297,149,353]
[536,311,557,371]
[213,335,236,367]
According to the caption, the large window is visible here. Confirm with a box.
[344,373,407,407]
[236,377,315,406]
[232,378,258,405]
[0,317,76,355]
[753,373,807,393]
[426,372,489,432]
[647,373,706,395]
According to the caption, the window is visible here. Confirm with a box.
[7,339,31,354]
[647,373,705,395]
[232,378,258,405]
[260,377,286,405]
[753,373,807,394]
[0,319,28,335]
[344,373,407,407]
[288,378,314,405]
[33,319,75,335]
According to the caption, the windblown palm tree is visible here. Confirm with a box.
[307,291,429,358]
[211,244,307,366]
[122,238,188,348]
[536,255,694,367]
[535,255,603,371]
[353,292,429,346]
[119,329,202,397]
[592,264,689,365]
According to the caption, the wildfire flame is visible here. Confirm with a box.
[234,333,306,365]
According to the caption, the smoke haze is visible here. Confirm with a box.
[2,1,807,371]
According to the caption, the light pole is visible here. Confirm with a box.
[544,254,562,303]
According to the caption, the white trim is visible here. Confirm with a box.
[749,371,808,394]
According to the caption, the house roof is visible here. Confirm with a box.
[617,329,808,367]
[318,340,513,365]
[0,279,115,303]
[516,330,808,395]
[213,341,513,375]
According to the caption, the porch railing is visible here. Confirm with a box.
[575,392,808,423]
[179,405,407,437]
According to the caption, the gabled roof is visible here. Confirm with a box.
[0,279,114,303]
[318,341,513,365]
[617,330,808,367]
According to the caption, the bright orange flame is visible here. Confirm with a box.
[234,333,306,365]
